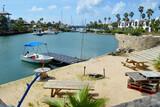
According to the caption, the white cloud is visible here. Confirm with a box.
[29,6,44,12]
[140,0,158,10]
[64,6,71,9]
[48,5,57,10]
[111,1,126,14]
[76,0,103,14]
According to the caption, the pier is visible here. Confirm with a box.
[43,52,83,65]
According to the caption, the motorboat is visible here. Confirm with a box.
[44,28,59,35]
[32,29,46,36]
[20,42,54,64]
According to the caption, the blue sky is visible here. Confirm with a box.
[1,0,160,25]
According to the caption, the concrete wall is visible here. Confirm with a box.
[115,34,160,51]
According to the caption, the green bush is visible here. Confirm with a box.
[153,55,160,71]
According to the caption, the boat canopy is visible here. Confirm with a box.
[24,42,47,47]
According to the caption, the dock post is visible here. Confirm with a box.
[103,68,106,77]
[84,66,86,76]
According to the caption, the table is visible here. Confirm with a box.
[44,80,94,97]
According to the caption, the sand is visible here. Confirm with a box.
[0,55,155,107]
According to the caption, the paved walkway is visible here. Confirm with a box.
[129,45,160,62]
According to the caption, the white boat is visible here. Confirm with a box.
[21,53,53,63]
[32,29,46,36]
[44,29,59,35]
[20,42,54,64]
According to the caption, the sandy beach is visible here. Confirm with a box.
[0,55,155,107]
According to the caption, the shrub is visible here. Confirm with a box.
[153,55,160,71]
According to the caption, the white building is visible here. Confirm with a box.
[118,19,151,32]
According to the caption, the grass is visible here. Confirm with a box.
[153,55,160,71]
[28,102,34,107]
[77,74,97,81]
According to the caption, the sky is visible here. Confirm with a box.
[1,0,160,25]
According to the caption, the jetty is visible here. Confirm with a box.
[43,52,83,65]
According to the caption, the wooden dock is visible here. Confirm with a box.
[43,52,83,64]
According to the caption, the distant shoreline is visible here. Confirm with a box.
[0,31,31,36]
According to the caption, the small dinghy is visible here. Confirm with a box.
[20,41,53,64]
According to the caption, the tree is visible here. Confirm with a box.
[0,15,9,32]
[115,14,121,23]
[98,19,102,24]
[124,12,129,21]
[43,87,106,107]
[142,13,146,19]
[129,12,134,20]
[146,8,154,20]
[104,17,107,24]
[138,6,144,19]
[30,20,35,25]
[108,17,111,24]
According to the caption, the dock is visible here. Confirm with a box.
[43,52,83,65]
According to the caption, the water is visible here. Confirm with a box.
[0,32,118,84]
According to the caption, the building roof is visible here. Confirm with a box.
[0,11,11,15]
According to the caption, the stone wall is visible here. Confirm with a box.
[115,34,160,51]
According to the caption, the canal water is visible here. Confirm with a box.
[0,32,118,84]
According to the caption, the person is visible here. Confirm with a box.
[25,51,29,56]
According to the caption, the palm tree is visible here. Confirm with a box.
[142,13,146,19]
[43,87,106,107]
[124,12,129,21]
[104,17,107,24]
[146,8,154,20]
[129,12,134,20]
[108,17,111,24]
[115,14,121,22]
[138,6,144,19]
[98,19,102,24]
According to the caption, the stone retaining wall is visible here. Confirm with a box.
[115,34,160,51]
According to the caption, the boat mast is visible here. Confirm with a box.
[80,18,86,59]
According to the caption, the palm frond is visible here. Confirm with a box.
[43,98,64,107]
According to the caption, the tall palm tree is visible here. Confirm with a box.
[108,17,111,24]
[142,13,146,19]
[124,12,129,21]
[43,87,106,107]
[129,12,134,20]
[104,17,107,24]
[138,6,144,19]
[146,8,154,20]
[98,19,102,24]
[115,14,121,22]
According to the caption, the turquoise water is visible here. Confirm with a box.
[0,32,118,84]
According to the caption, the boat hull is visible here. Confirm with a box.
[20,54,53,64]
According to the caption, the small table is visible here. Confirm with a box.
[34,67,51,80]
[44,80,94,97]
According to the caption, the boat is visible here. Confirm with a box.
[32,28,46,36]
[20,42,54,64]
[44,28,59,35]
